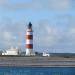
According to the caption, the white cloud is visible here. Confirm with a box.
[69,28,75,34]
[0,19,26,49]
[67,27,75,41]
[0,31,16,47]
[0,0,8,5]
[33,19,75,53]
[3,31,13,41]
[34,23,61,48]
[49,0,70,10]
[1,0,70,11]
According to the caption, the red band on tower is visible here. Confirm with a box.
[26,35,33,39]
[26,44,33,49]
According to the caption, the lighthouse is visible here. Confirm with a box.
[26,22,34,56]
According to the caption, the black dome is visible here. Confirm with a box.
[28,22,32,28]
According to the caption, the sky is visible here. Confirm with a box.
[0,0,75,53]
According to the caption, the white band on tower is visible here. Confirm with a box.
[26,32,33,35]
[26,40,33,44]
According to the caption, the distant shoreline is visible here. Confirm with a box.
[0,56,75,67]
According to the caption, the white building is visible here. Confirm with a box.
[42,52,50,56]
[2,47,19,55]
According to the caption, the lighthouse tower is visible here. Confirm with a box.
[26,22,33,56]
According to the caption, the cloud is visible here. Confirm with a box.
[33,19,75,53]
[0,0,8,5]
[0,30,16,47]
[34,20,61,50]
[3,31,13,41]
[48,0,70,10]
[1,0,70,11]
[67,26,75,41]
[0,18,26,49]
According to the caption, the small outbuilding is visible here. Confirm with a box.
[2,47,19,55]
[42,52,50,56]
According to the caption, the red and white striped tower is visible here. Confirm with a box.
[26,22,33,55]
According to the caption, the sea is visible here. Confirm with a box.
[0,67,75,75]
